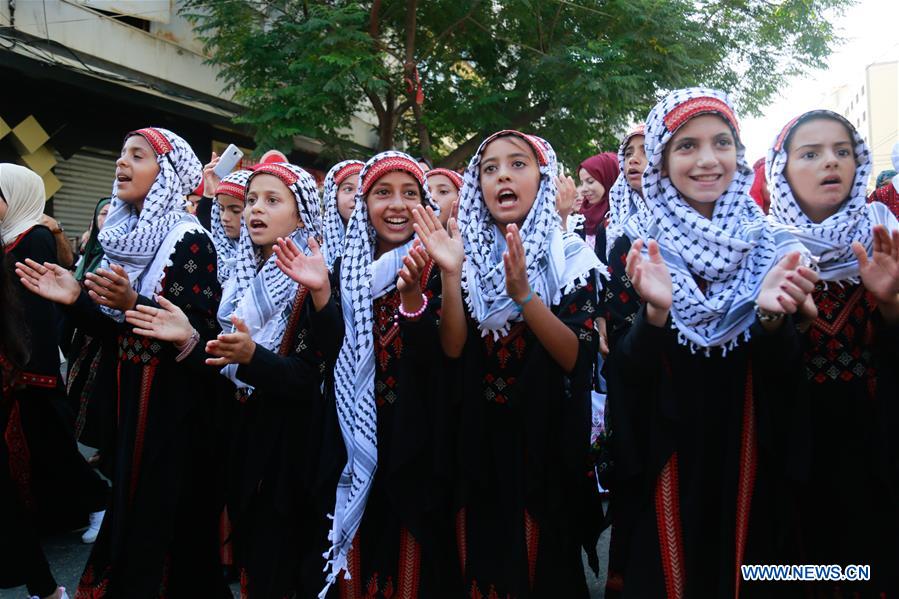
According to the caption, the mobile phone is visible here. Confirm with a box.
[214,144,244,179]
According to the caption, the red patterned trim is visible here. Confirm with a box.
[129,364,156,503]
[131,128,173,156]
[340,534,362,599]
[397,527,422,599]
[240,567,249,599]
[3,226,36,253]
[524,509,540,590]
[335,162,364,186]
[773,116,802,152]
[456,507,468,576]
[4,399,34,510]
[481,130,549,166]
[362,157,425,195]
[812,284,865,337]
[655,453,685,599]
[278,287,310,355]
[664,97,739,136]
[734,362,758,599]
[426,168,464,190]
[73,342,103,439]
[251,163,300,186]
[214,181,247,202]
[19,371,57,389]
[75,565,111,598]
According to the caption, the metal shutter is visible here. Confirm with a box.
[52,148,118,238]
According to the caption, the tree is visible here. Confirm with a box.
[182,0,849,168]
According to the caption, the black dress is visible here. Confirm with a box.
[614,307,808,598]
[797,282,899,596]
[455,278,600,598]
[227,283,344,599]
[69,229,230,599]
[330,259,460,599]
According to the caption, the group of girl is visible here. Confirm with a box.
[0,85,896,599]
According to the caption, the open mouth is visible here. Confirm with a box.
[627,168,641,178]
[497,189,518,206]
[116,174,131,183]
[821,176,842,187]
[384,216,409,230]
[690,174,722,185]
[249,219,267,231]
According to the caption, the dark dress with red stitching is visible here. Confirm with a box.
[614,306,808,599]
[67,230,230,599]
[454,279,599,599]
[329,259,459,599]
[227,282,344,599]
[797,282,899,596]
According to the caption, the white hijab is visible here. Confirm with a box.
[0,163,45,245]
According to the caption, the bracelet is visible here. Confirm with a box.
[754,302,784,323]
[174,328,200,362]
[514,290,533,313]
[396,294,428,320]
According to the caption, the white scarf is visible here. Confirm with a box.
[767,110,899,283]
[643,88,807,352]
[605,124,653,256]
[97,128,203,306]
[216,163,323,392]
[321,160,364,269]
[322,151,437,595]
[457,130,602,338]
[210,169,252,284]
[0,163,45,245]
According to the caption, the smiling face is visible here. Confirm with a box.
[578,168,605,206]
[480,136,541,233]
[427,174,459,225]
[115,135,160,210]
[336,173,358,225]
[365,170,422,256]
[623,135,647,194]
[217,194,244,240]
[663,114,738,219]
[245,174,302,260]
[784,117,856,224]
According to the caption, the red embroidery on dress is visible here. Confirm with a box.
[75,565,111,599]
[19,371,57,388]
[340,535,362,599]
[4,399,34,510]
[655,453,685,599]
[279,287,310,355]
[734,363,757,599]
[341,528,421,599]
[524,509,540,590]
[456,508,468,576]
[397,527,421,599]
[129,364,156,503]
[664,97,739,135]
[240,567,249,599]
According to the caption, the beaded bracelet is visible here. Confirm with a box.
[397,294,429,320]
[175,328,200,362]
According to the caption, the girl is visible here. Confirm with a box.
[129,162,343,597]
[425,167,463,226]
[578,151,619,253]
[616,88,818,598]
[451,131,603,597]
[280,151,464,598]
[767,110,899,595]
[210,169,253,282]
[321,160,364,268]
[16,128,228,598]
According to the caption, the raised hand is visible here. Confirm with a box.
[757,251,819,315]
[397,241,428,296]
[626,239,672,318]
[555,174,577,221]
[503,224,531,304]
[412,205,463,277]
[15,258,81,305]
[85,264,138,311]
[125,295,194,345]
[273,236,329,292]
[853,225,899,305]
[202,152,221,196]
[205,315,256,366]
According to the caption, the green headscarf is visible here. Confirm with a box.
[74,197,111,281]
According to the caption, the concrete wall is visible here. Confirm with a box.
[866,62,898,179]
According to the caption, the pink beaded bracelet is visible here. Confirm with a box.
[396,294,429,320]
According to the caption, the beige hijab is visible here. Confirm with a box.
[0,163,45,245]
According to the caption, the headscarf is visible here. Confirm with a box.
[876,169,897,189]
[210,169,252,283]
[578,152,619,236]
[425,167,464,190]
[216,163,323,391]
[97,127,204,301]
[749,157,770,213]
[0,163,45,245]
[323,151,437,594]
[74,197,111,281]
[642,88,806,352]
[767,109,898,283]
[458,130,603,338]
[321,160,364,269]
[892,141,899,189]
[606,124,651,256]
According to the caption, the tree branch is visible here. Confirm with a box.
[420,0,486,61]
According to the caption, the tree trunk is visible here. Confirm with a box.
[403,0,432,160]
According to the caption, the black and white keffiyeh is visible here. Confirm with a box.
[642,88,807,352]
[767,110,898,283]
[322,151,436,594]
[216,163,323,392]
[211,169,252,283]
[457,130,602,338]
[322,160,364,269]
[97,127,206,315]
[606,124,653,255]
